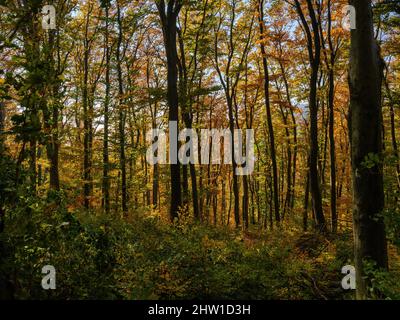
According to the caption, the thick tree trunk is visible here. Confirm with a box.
[157,0,182,221]
[349,0,388,299]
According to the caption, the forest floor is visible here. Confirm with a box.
[1,201,400,300]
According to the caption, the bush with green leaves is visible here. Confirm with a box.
[2,198,398,300]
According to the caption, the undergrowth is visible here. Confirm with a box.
[0,196,399,300]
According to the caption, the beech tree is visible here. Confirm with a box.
[293,0,327,232]
[349,0,388,299]
[156,0,183,221]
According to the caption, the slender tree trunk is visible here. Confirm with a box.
[213,191,217,225]
[325,0,337,233]
[308,32,326,231]
[182,160,189,205]
[116,3,127,215]
[102,3,111,214]
[328,68,337,233]
[303,170,310,232]
[279,59,298,209]
[228,98,240,227]
[389,105,400,192]
[294,0,326,232]
[43,28,61,192]
[227,173,232,226]
[221,178,226,224]
[43,80,60,191]
[275,91,292,217]
[48,104,60,191]
[384,76,400,193]
[258,0,280,224]
[0,101,5,233]
[83,10,91,210]
[189,163,200,220]
[242,175,249,229]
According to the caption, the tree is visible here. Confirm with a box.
[294,0,326,232]
[213,0,254,228]
[320,0,340,232]
[257,0,280,225]
[82,3,94,210]
[101,0,111,214]
[176,0,211,221]
[116,0,127,214]
[42,1,73,193]
[349,0,388,299]
[156,0,183,221]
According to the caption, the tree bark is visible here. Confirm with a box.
[116,2,127,215]
[327,0,337,232]
[294,0,326,232]
[0,101,5,233]
[349,0,388,299]
[83,8,92,210]
[303,169,310,232]
[157,0,183,221]
[258,0,280,224]
[102,2,111,214]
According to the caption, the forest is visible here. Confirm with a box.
[0,0,399,300]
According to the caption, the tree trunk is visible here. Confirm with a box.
[279,59,298,210]
[326,0,337,233]
[328,68,337,233]
[0,101,5,233]
[303,170,310,232]
[157,0,182,221]
[242,175,249,229]
[294,0,326,232]
[384,75,400,193]
[349,0,388,299]
[228,99,240,227]
[102,2,111,214]
[83,10,91,210]
[116,2,127,215]
[258,0,280,224]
